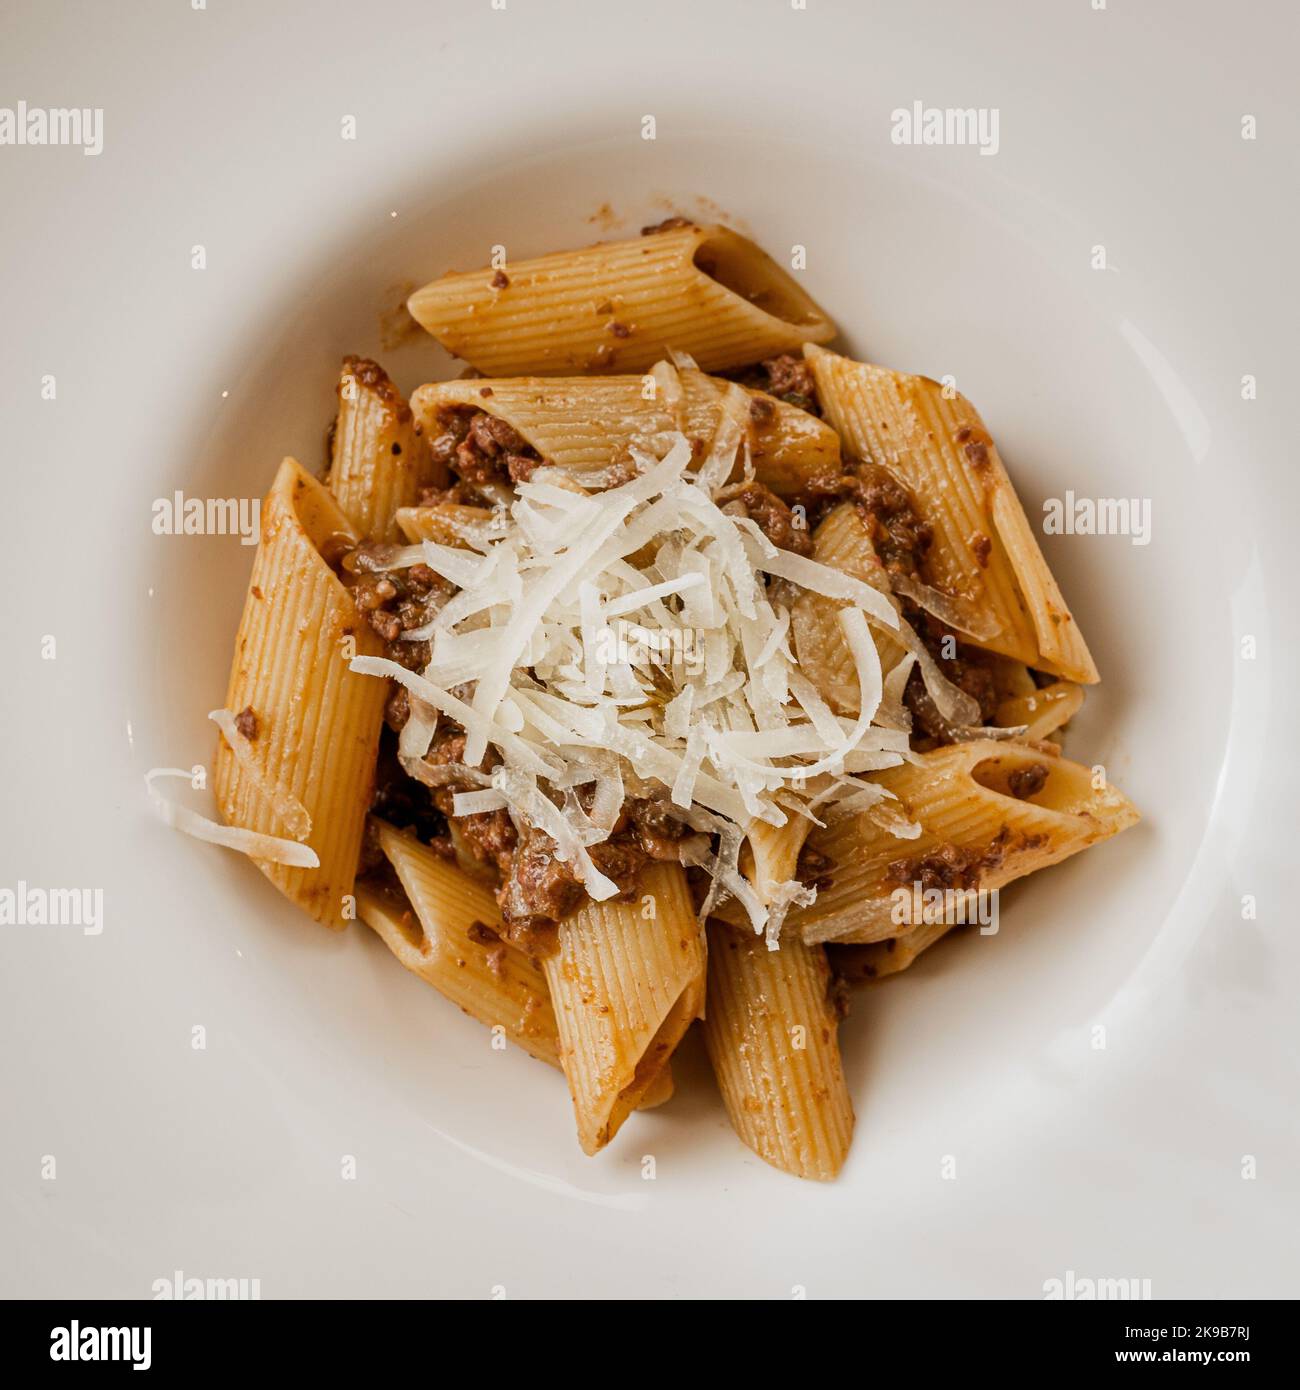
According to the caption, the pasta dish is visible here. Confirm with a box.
[148,216,1138,1179]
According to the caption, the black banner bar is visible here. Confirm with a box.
[5,1299,1287,1375]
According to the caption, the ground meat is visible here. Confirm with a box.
[722,355,821,415]
[970,531,992,568]
[796,844,833,893]
[885,824,1042,893]
[368,730,447,848]
[356,818,388,878]
[336,543,444,673]
[641,215,694,234]
[384,685,409,733]
[855,464,932,576]
[467,919,501,946]
[493,818,653,932]
[963,440,990,470]
[490,269,509,289]
[790,471,860,530]
[749,395,777,427]
[427,410,472,475]
[427,727,468,770]
[1008,762,1049,801]
[903,630,1000,743]
[425,406,543,495]
[459,411,532,485]
[886,840,990,894]
[588,838,648,886]
[234,705,258,740]
[624,797,689,860]
[457,808,518,876]
[715,480,813,555]
[791,462,932,572]
[497,830,588,930]
[416,728,517,875]
[948,653,998,719]
[760,354,819,413]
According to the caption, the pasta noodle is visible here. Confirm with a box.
[790,502,908,715]
[327,357,438,542]
[364,823,560,1066]
[543,862,705,1154]
[805,344,1099,683]
[394,502,496,546]
[408,223,835,376]
[410,368,840,498]
[790,740,1139,945]
[828,920,956,983]
[742,814,813,904]
[212,458,389,930]
[996,680,1085,742]
[359,832,676,1108]
[703,921,854,1180]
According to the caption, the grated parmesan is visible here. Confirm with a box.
[349,422,923,943]
[144,768,319,868]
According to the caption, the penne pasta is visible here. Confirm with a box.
[996,679,1085,742]
[177,215,1142,1181]
[805,345,1099,683]
[638,1065,675,1110]
[703,921,854,1181]
[394,502,495,546]
[741,814,814,903]
[408,223,835,377]
[543,862,705,1154]
[790,740,1139,945]
[213,458,389,930]
[828,919,955,983]
[364,824,560,1066]
[790,502,908,715]
[410,368,840,498]
[327,356,439,542]
[357,860,677,1108]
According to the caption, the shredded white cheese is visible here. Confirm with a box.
[144,768,319,868]
[349,413,917,942]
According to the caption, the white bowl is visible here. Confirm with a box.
[2,0,1297,1298]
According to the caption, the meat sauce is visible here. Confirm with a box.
[379,725,694,945]
[419,404,544,505]
[883,822,1049,895]
[726,353,822,417]
[345,358,1056,936]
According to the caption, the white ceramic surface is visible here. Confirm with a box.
[1,0,1297,1299]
